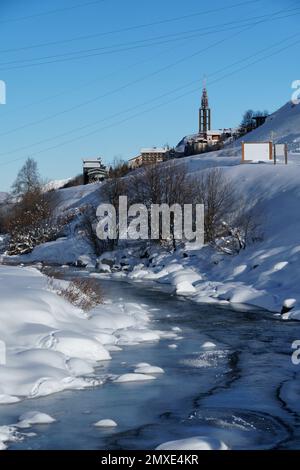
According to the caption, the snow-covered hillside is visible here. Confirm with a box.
[232,101,300,152]
[121,155,300,317]
[2,183,102,266]
[43,179,71,192]
[3,101,300,318]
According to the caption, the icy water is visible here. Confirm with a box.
[2,271,300,450]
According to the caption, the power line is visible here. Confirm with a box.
[1,2,292,119]
[0,24,258,138]
[1,7,300,70]
[1,30,299,165]
[0,0,261,48]
[0,5,295,139]
[0,1,106,24]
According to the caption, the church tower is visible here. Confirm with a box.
[199,82,211,134]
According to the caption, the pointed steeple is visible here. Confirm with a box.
[201,76,209,109]
[199,78,211,134]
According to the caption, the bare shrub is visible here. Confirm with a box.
[194,168,237,243]
[6,189,62,255]
[191,168,264,253]
[129,161,194,250]
[79,210,106,256]
[215,204,264,255]
[58,278,104,312]
[101,166,128,249]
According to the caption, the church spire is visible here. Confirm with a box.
[201,76,209,109]
[199,79,211,134]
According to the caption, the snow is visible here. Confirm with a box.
[233,101,300,152]
[201,342,216,349]
[0,426,21,450]
[2,182,102,265]
[0,265,164,401]
[4,101,300,319]
[17,411,56,428]
[134,363,164,374]
[113,140,300,316]
[114,373,156,383]
[0,411,56,449]
[93,419,118,428]
[156,436,229,450]
[43,179,71,192]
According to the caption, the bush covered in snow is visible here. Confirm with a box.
[56,277,104,312]
[5,189,62,255]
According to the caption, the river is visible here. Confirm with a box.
[1,270,300,450]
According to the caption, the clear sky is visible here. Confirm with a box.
[0,0,298,190]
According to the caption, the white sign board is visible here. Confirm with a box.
[274,144,288,164]
[242,142,273,163]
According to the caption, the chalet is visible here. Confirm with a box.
[83,158,107,184]
[128,147,169,169]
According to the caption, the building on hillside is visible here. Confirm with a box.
[175,83,239,157]
[253,115,268,128]
[83,158,107,184]
[128,147,170,169]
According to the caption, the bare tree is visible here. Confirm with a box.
[11,158,41,196]
[129,161,195,250]
[101,163,128,249]
[194,168,236,244]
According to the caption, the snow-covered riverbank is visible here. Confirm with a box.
[89,155,300,320]
[0,265,182,449]
[1,273,300,451]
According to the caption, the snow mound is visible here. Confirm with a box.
[201,341,217,349]
[156,436,229,450]
[17,411,56,428]
[94,419,118,428]
[0,426,22,450]
[114,373,156,383]
[134,363,164,374]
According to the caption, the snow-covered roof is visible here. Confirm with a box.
[83,158,106,169]
[206,130,223,136]
[140,147,169,154]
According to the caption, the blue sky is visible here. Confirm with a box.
[0,0,298,190]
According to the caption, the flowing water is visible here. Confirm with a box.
[1,271,300,450]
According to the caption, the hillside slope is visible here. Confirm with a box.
[3,101,300,317]
[233,101,300,152]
